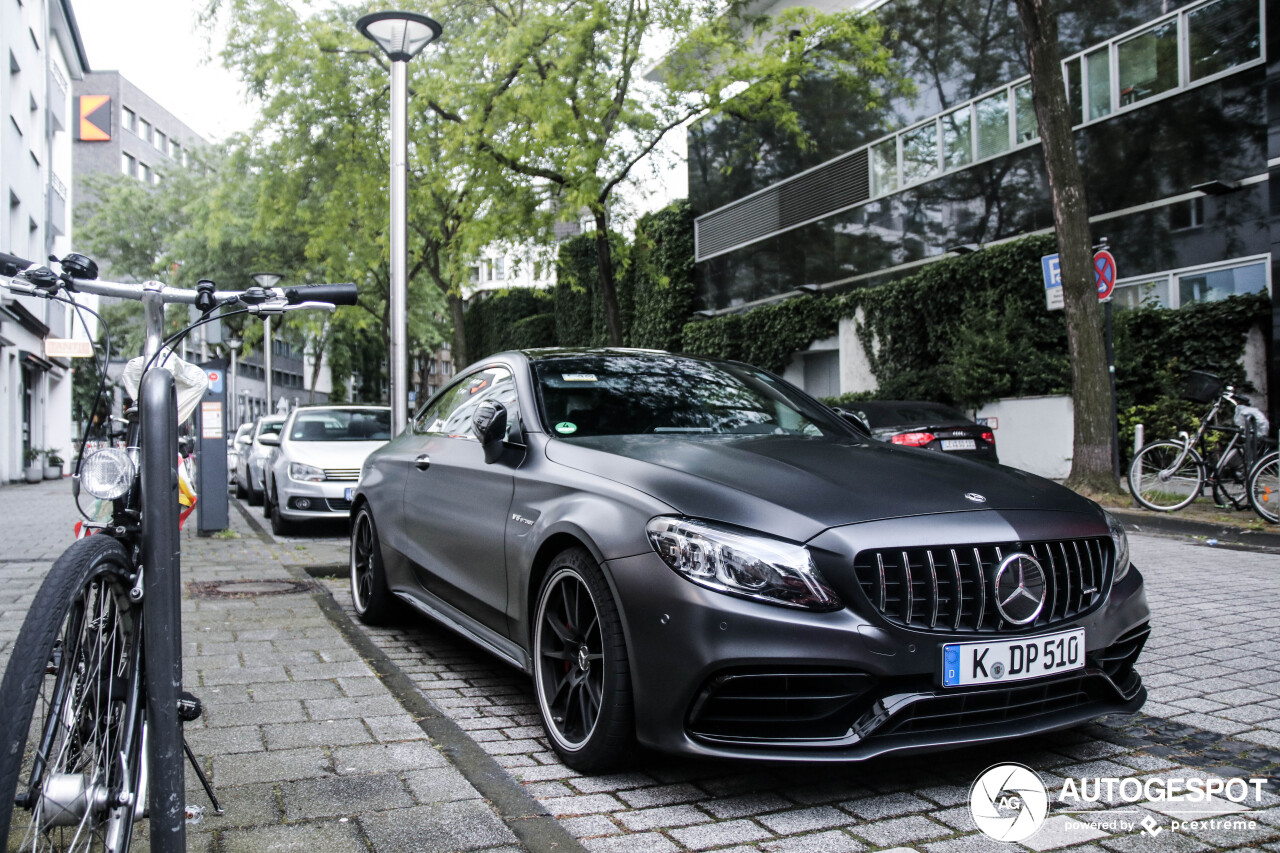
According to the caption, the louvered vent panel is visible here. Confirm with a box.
[695,149,872,261]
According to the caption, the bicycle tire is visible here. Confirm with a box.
[1128,440,1204,512]
[1248,451,1280,523]
[1211,445,1249,510]
[0,534,144,851]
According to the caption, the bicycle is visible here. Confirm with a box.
[1127,370,1270,513]
[0,250,355,852]
[1247,447,1280,523]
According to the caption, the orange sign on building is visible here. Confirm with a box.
[78,95,111,141]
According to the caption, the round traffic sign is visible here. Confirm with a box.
[1094,250,1117,301]
[208,371,220,383]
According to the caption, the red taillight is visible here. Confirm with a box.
[981,431,995,443]
[892,431,935,447]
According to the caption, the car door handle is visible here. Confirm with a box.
[414,454,431,471]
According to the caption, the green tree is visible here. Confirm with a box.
[426,0,906,346]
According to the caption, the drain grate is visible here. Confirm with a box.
[187,579,315,599]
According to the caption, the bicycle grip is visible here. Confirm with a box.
[0,251,37,277]
[284,283,358,306]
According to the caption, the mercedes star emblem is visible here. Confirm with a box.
[992,553,1047,625]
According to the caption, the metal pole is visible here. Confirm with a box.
[389,58,408,435]
[264,316,274,415]
[1106,300,1120,481]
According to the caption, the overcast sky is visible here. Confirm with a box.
[73,0,256,141]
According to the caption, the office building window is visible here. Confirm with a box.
[1014,83,1037,142]
[139,162,151,183]
[1086,48,1111,119]
[1113,278,1172,309]
[1065,58,1083,126]
[138,118,151,143]
[122,106,135,132]
[941,105,972,171]
[121,153,135,177]
[154,129,166,152]
[1188,0,1260,81]
[1169,197,1204,230]
[1179,260,1267,305]
[493,256,505,280]
[901,121,939,185]
[871,138,898,196]
[170,139,180,159]
[974,92,1010,160]
[1118,19,1178,105]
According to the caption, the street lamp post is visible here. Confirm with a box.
[356,10,442,435]
[250,272,283,415]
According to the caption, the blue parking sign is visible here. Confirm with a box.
[1041,253,1064,310]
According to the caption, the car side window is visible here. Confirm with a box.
[416,366,519,441]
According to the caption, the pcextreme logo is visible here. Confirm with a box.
[969,763,1049,842]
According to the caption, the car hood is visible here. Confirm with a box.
[285,441,387,468]
[544,434,1097,542]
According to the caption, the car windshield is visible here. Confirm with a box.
[289,409,391,442]
[257,419,284,439]
[857,403,971,428]
[532,355,848,438]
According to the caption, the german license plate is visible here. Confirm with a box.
[942,628,1084,687]
[344,487,353,501]
[941,439,976,451]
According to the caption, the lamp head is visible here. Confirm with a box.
[250,272,284,289]
[356,11,442,61]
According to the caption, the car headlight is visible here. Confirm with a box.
[646,517,841,612]
[289,462,325,482]
[1104,510,1131,582]
[80,448,136,500]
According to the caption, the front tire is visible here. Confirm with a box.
[269,486,294,536]
[0,535,143,851]
[532,548,634,772]
[1128,441,1203,512]
[1248,451,1280,523]
[350,506,403,625]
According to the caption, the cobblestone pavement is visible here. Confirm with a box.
[312,520,1280,853]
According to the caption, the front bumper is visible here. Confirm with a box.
[276,478,356,520]
[605,549,1148,762]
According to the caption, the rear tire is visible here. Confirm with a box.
[349,506,403,625]
[234,475,247,500]
[1128,441,1203,512]
[0,535,143,851]
[532,547,634,772]
[1211,445,1248,510]
[1248,451,1280,523]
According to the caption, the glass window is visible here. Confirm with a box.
[1188,0,1261,81]
[1086,48,1111,120]
[120,153,135,176]
[533,355,846,438]
[901,121,939,184]
[256,417,285,440]
[941,105,972,170]
[138,118,151,143]
[1065,58,1083,126]
[1178,261,1267,305]
[871,137,898,196]
[975,91,1010,160]
[1113,278,1171,309]
[416,366,518,440]
[1117,20,1178,106]
[493,256,505,280]
[1014,83,1038,142]
[1169,197,1204,230]
[121,106,135,132]
[154,129,166,151]
[289,408,391,442]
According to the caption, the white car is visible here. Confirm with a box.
[262,405,391,535]
[235,415,285,505]
[228,422,252,485]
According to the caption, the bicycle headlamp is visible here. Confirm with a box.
[80,448,136,501]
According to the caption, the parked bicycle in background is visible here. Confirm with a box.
[0,250,355,852]
[1127,370,1271,514]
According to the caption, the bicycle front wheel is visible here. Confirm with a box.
[1128,440,1204,512]
[1248,451,1280,523]
[0,534,144,852]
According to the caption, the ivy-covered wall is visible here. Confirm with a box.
[629,201,697,352]
[464,287,555,362]
[554,232,631,348]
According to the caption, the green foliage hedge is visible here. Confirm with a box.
[682,297,839,373]
[628,201,697,351]
[554,232,631,348]
[464,287,555,361]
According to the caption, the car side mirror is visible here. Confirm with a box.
[258,434,281,447]
[833,407,872,437]
[472,400,508,464]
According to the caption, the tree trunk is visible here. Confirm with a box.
[1014,0,1117,494]
[591,208,623,346]
[448,291,468,370]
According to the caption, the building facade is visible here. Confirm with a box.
[1,0,88,481]
[689,0,1276,407]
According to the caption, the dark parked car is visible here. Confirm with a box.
[846,399,998,462]
[350,349,1148,771]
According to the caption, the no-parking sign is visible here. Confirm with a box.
[1094,250,1117,301]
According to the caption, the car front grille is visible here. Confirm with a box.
[323,468,360,481]
[853,538,1112,634]
[872,675,1098,737]
[687,669,878,742]
[325,498,352,512]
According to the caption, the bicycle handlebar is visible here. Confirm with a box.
[284,283,358,306]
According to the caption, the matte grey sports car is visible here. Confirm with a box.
[350,349,1148,771]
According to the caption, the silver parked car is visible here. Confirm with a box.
[235,415,285,506]
[262,406,391,535]
[228,423,253,487]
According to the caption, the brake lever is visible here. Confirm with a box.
[250,301,337,316]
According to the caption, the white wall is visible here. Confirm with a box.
[975,395,1075,480]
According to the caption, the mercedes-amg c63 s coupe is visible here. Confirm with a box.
[349,349,1149,771]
